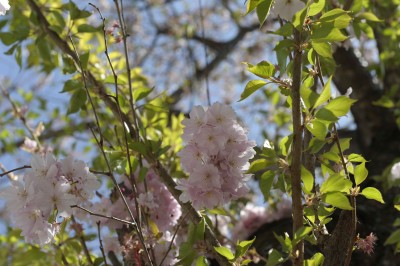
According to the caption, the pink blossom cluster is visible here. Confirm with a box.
[176,102,256,209]
[0,153,100,245]
[91,170,181,232]
[355,233,378,255]
[90,170,182,264]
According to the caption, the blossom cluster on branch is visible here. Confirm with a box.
[0,153,100,245]
[176,102,256,209]
[89,169,182,264]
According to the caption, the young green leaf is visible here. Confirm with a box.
[357,12,382,22]
[67,89,87,115]
[323,192,353,210]
[361,187,385,203]
[308,0,326,16]
[195,256,207,266]
[311,24,348,42]
[256,0,273,27]
[305,253,325,266]
[384,229,400,245]
[239,80,267,101]
[320,173,352,194]
[236,237,256,258]
[301,166,314,194]
[311,41,333,58]
[354,162,368,185]
[316,96,357,122]
[306,119,328,140]
[347,153,367,163]
[214,246,235,261]
[245,61,276,79]
[260,170,275,200]
[245,0,263,15]
[313,76,332,108]
[267,249,284,266]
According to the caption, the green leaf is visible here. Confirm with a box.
[80,51,90,70]
[260,170,275,200]
[350,0,363,13]
[214,246,234,261]
[354,162,368,186]
[0,32,17,45]
[301,166,314,193]
[308,0,325,16]
[311,24,348,42]
[292,6,308,30]
[236,237,256,258]
[267,249,284,266]
[61,79,82,93]
[316,96,356,122]
[330,138,351,153]
[323,192,353,210]
[320,9,347,21]
[306,119,327,140]
[248,159,268,173]
[245,0,263,15]
[313,76,332,108]
[384,229,400,245]
[274,23,294,37]
[239,80,267,101]
[208,208,229,216]
[320,173,352,194]
[347,153,367,163]
[308,138,326,153]
[245,61,276,79]
[357,12,381,22]
[361,187,385,203]
[133,86,153,102]
[300,77,318,109]
[195,256,207,266]
[77,24,101,33]
[256,0,273,26]
[373,96,395,108]
[194,218,205,241]
[311,41,332,58]
[67,89,87,114]
[305,253,325,266]
[63,1,92,20]
[293,226,312,246]
[279,135,292,156]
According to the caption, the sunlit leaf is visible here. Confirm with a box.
[361,187,385,203]
[323,192,353,210]
[239,80,267,101]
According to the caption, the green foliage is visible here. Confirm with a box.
[361,187,385,203]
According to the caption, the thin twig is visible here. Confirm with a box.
[71,216,94,266]
[0,165,31,177]
[71,205,136,226]
[97,221,108,266]
[89,4,150,263]
[198,0,211,106]
[159,211,189,266]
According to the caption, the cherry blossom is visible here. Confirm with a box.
[0,0,9,15]
[177,102,256,210]
[390,162,400,180]
[0,153,101,245]
[272,0,305,21]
